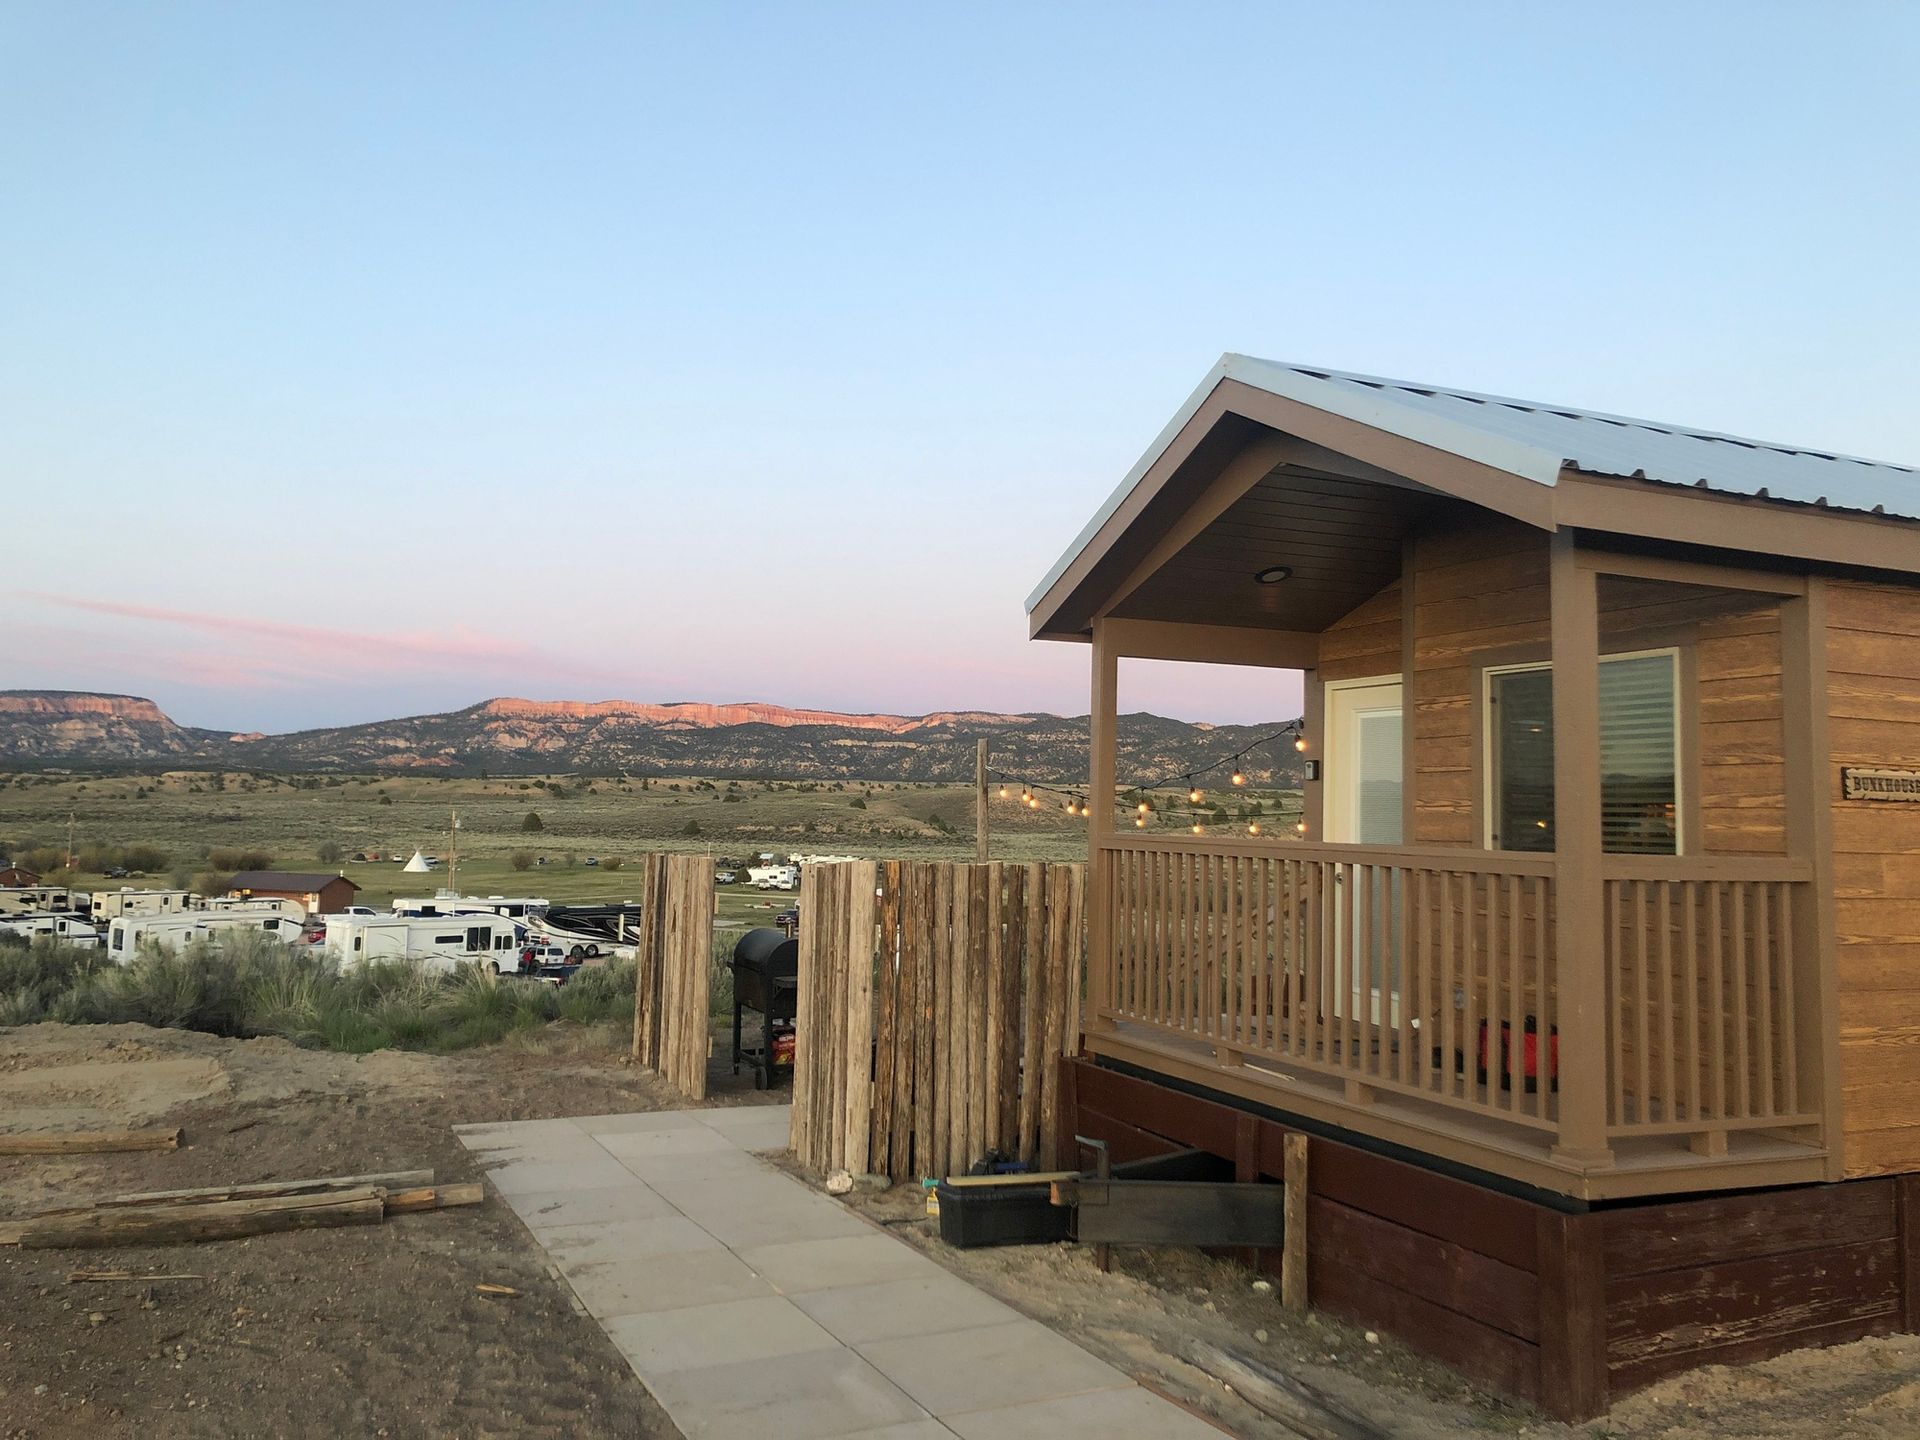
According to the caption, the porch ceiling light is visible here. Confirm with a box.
[1254,565,1292,584]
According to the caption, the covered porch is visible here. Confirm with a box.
[1033,358,1856,1201]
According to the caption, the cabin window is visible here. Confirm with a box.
[434,933,462,945]
[353,936,363,952]
[1486,650,1679,855]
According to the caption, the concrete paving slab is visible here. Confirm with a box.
[602,1295,839,1375]
[459,1105,1207,1439]
[570,1110,719,1136]
[790,1271,1022,1346]
[738,1232,941,1296]
[503,1182,676,1233]
[565,1246,774,1319]
[537,1214,722,1264]
[643,1346,927,1440]
[479,1151,637,1198]
[858,1319,1131,1417]
[606,1145,774,1186]
[594,1125,737,1160]
[942,1385,1228,1439]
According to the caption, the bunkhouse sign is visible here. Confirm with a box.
[1842,766,1920,801]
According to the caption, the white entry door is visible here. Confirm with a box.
[1324,678,1404,1032]
[1326,678,1404,845]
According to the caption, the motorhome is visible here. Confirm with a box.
[748,864,800,891]
[106,910,308,961]
[0,913,102,947]
[323,913,521,973]
[528,903,640,958]
[90,888,197,923]
[0,886,86,918]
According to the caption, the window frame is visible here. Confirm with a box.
[1481,646,1685,857]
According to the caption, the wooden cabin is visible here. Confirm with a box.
[1028,355,1920,1418]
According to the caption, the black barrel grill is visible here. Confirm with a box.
[730,926,799,1089]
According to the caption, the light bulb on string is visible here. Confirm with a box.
[1293,735,1308,752]
[1248,822,1261,836]
[1135,816,1147,829]
[999,785,1009,800]
[1231,769,1246,787]
[1192,823,1204,836]
[1136,801,1150,815]
[1189,787,1204,804]
[1295,820,1308,834]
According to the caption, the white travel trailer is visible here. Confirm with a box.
[749,864,800,891]
[0,913,102,947]
[204,895,306,922]
[324,913,521,973]
[0,886,85,917]
[90,888,197,923]
[392,893,548,921]
[106,910,308,962]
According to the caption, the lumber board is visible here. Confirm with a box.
[0,1127,181,1156]
[18,1188,388,1249]
[1182,1338,1389,1440]
[384,1183,484,1213]
[1282,1132,1309,1313]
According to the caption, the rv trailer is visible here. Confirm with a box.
[323,913,521,973]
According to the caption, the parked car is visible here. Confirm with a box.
[584,857,599,867]
[341,905,378,917]
[715,870,738,885]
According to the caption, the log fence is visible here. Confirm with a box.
[629,852,715,1100]
[791,859,1085,1181]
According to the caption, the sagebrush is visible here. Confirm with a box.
[0,931,637,1055]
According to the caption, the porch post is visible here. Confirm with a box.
[1549,532,1612,1167]
[1781,580,1843,1178]
[1086,619,1119,1034]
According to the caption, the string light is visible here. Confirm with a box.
[1192,823,1204,835]
[1135,816,1147,828]
[1189,787,1204,804]
[1293,735,1308,752]
[1296,820,1308,834]
[1136,801,1150,815]
[1230,769,1246,787]
[1248,822,1261,836]
[999,785,1009,799]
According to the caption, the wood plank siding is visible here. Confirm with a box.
[1827,579,1920,1177]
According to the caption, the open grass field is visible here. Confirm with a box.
[0,769,1303,925]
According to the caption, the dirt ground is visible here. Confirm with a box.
[5,1023,1917,1440]
[827,1175,1920,1440]
[0,1020,777,1440]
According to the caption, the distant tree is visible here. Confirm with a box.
[316,841,344,864]
[600,857,624,872]
[509,851,534,872]
[522,812,544,833]
[681,820,702,837]
[849,798,867,810]
[192,870,230,897]
[378,795,393,806]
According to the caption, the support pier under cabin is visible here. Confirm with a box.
[1027,355,1920,1420]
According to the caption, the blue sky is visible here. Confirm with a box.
[4,3,1917,732]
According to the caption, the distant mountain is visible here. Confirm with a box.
[0,692,1304,787]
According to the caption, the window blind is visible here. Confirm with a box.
[1488,653,1678,856]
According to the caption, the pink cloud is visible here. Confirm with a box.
[20,592,651,693]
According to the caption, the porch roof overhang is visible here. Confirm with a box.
[1028,355,1920,642]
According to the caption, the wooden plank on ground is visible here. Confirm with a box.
[0,1127,181,1157]
[18,1188,389,1249]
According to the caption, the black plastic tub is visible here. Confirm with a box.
[934,1181,1073,1248]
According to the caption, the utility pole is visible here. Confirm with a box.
[975,739,990,862]
[449,808,459,896]
[67,812,75,872]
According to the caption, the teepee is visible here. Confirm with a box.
[402,850,432,873]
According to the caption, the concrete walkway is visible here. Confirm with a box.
[457,1105,1222,1440]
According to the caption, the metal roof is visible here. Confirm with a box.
[1028,353,1920,613]
[227,871,358,892]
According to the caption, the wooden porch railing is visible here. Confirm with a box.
[1601,857,1820,1147]
[1096,837,1821,1160]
